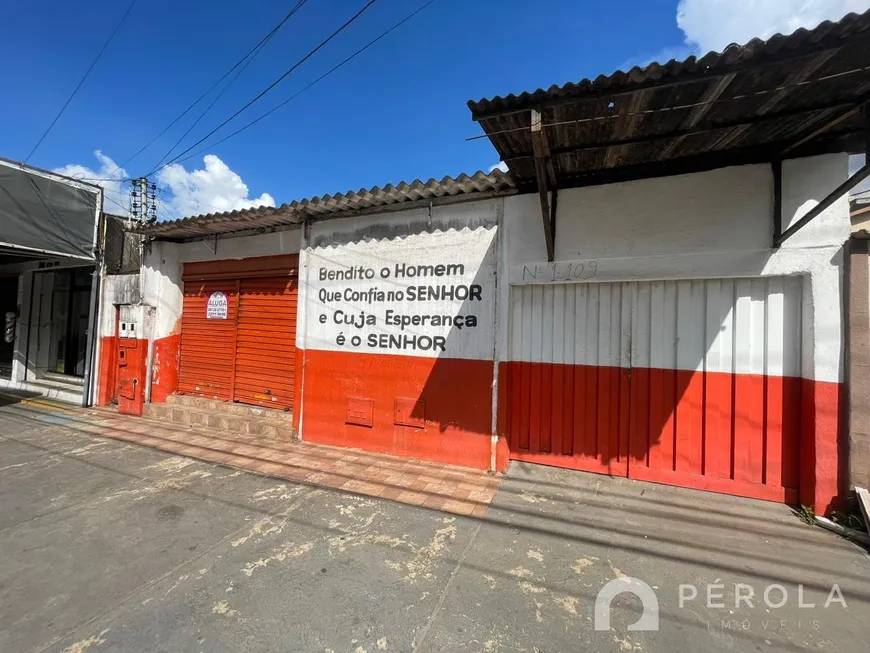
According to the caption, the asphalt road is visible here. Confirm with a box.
[1,394,869,653]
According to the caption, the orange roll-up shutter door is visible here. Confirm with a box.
[177,280,238,400]
[233,276,297,410]
[178,255,299,410]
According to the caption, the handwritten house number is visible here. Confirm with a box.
[522,260,599,282]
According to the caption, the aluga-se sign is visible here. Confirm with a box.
[206,291,228,319]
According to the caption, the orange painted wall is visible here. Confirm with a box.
[801,379,844,515]
[293,348,304,431]
[96,335,118,406]
[151,334,181,403]
[301,349,493,469]
[498,361,843,508]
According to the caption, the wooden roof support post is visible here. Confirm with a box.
[772,158,783,245]
[865,101,870,160]
[531,108,556,261]
[775,100,870,247]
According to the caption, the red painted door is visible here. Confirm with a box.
[503,278,802,503]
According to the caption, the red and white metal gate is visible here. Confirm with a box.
[503,277,802,503]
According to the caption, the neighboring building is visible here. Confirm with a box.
[0,157,105,404]
[97,10,870,514]
[852,194,870,233]
[848,196,870,493]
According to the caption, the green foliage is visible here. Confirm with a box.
[830,510,866,531]
[798,505,815,525]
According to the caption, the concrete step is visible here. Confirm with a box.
[163,394,294,424]
[1,379,83,406]
[143,401,296,440]
[102,409,306,459]
[42,371,85,387]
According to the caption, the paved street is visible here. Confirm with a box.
[1,395,869,653]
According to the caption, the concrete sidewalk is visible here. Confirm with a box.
[1,397,868,652]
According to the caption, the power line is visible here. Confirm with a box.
[25,0,138,162]
[155,196,181,221]
[93,1,316,185]
[145,0,312,175]
[146,0,380,177]
[163,40,869,173]
[104,192,131,215]
[172,0,440,166]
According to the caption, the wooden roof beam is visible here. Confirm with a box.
[658,72,737,160]
[471,45,848,120]
[531,109,556,261]
[506,98,862,162]
[605,88,654,168]
[712,49,839,150]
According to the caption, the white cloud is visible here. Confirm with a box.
[489,161,509,173]
[619,45,695,70]
[157,154,275,219]
[55,152,275,221]
[677,0,870,54]
[54,150,130,217]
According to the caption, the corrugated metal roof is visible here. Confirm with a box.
[468,9,870,188]
[468,10,870,116]
[135,170,516,240]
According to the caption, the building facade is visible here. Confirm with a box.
[93,9,870,515]
[94,154,851,514]
[0,158,104,405]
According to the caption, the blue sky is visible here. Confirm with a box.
[1,0,866,218]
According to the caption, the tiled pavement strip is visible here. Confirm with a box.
[50,405,501,517]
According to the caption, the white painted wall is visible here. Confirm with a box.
[139,229,303,343]
[542,154,848,260]
[782,155,851,248]
[134,154,849,388]
[500,154,851,384]
[97,274,140,338]
[142,241,182,342]
[300,200,500,361]
[174,229,302,265]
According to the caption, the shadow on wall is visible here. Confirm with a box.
[301,210,844,510]
[301,208,499,470]
[498,248,845,511]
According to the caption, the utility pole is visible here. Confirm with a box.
[129,177,157,222]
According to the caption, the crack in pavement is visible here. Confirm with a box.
[411,520,483,653]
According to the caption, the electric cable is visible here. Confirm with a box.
[172,0,440,166]
[145,0,380,177]
[95,0,315,183]
[147,0,312,173]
